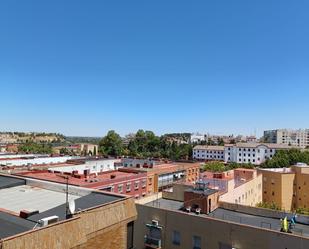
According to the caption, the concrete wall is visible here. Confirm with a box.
[162,184,192,202]
[219,201,309,225]
[220,174,262,206]
[134,204,309,249]
[1,198,137,249]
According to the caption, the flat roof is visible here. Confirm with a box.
[209,208,309,238]
[143,198,309,238]
[145,198,183,210]
[0,174,124,239]
[185,188,218,196]
[0,185,81,214]
[0,211,34,239]
[16,170,145,187]
[0,175,25,189]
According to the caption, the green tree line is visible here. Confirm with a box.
[98,130,192,160]
[261,149,309,168]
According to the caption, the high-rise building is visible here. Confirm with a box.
[264,129,309,148]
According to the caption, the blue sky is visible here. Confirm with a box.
[0,0,308,137]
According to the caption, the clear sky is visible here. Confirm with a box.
[0,0,308,137]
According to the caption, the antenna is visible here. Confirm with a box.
[68,200,75,215]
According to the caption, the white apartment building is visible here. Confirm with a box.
[264,129,309,148]
[192,145,225,161]
[193,143,293,165]
[190,133,207,144]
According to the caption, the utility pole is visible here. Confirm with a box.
[65,176,69,219]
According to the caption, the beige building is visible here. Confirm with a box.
[264,129,309,148]
[259,163,309,211]
[219,169,262,207]
[134,198,309,249]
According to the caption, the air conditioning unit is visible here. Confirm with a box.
[38,216,59,227]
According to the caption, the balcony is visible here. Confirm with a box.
[144,235,161,249]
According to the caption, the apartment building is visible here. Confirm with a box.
[225,143,292,165]
[0,174,136,249]
[264,129,309,148]
[193,145,225,161]
[119,161,200,195]
[134,195,309,249]
[200,168,262,206]
[258,163,309,211]
[193,143,293,165]
[16,168,148,199]
[190,133,207,143]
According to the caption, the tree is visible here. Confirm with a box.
[202,161,227,172]
[99,130,124,157]
[260,149,309,168]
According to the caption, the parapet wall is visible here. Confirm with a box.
[0,198,137,249]
[219,201,309,225]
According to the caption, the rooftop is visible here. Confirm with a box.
[15,169,146,188]
[143,198,309,238]
[0,174,124,239]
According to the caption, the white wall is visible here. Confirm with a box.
[49,159,119,174]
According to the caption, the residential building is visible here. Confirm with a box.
[200,168,262,206]
[225,143,294,165]
[264,129,309,148]
[258,163,309,211]
[193,145,225,161]
[134,194,309,249]
[119,162,200,194]
[190,133,207,144]
[193,143,294,165]
[0,173,136,249]
[15,168,148,199]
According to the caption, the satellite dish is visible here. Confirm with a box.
[68,200,75,215]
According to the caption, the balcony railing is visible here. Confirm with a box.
[144,235,161,248]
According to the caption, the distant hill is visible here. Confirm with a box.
[0,132,65,144]
[65,136,101,144]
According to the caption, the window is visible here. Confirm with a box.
[135,181,139,190]
[126,183,131,192]
[272,191,275,196]
[118,184,123,193]
[172,231,181,245]
[142,179,146,188]
[192,235,201,249]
